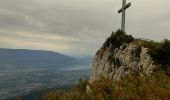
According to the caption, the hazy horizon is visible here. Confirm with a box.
[0,0,170,57]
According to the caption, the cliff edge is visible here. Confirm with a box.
[90,30,166,82]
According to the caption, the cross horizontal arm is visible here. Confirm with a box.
[118,2,131,13]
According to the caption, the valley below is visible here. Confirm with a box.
[0,64,91,100]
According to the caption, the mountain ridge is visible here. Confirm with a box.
[0,48,92,68]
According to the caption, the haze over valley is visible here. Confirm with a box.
[0,48,91,100]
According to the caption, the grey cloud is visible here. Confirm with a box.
[0,0,170,57]
[0,0,115,35]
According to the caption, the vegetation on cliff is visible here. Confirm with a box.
[42,71,170,100]
[150,39,170,69]
[102,29,134,51]
[103,30,170,71]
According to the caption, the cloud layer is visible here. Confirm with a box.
[0,0,170,57]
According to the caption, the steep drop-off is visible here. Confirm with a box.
[90,30,159,82]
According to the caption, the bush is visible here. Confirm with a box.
[150,39,170,69]
[43,78,88,100]
[103,29,134,51]
[43,71,170,100]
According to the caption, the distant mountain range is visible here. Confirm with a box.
[0,48,92,68]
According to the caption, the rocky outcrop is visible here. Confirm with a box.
[90,32,156,82]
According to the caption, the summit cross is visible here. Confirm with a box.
[118,0,131,32]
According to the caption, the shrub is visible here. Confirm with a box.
[150,39,170,69]
[43,71,170,100]
[43,78,88,100]
[103,29,134,51]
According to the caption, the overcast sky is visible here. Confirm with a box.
[0,0,170,57]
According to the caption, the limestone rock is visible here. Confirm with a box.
[90,42,156,82]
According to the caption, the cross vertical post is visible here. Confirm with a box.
[118,0,131,32]
[122,0,126,31]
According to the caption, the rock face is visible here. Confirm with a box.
[90,33,156,82]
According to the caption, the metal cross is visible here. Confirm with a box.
[118,0,131,32]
